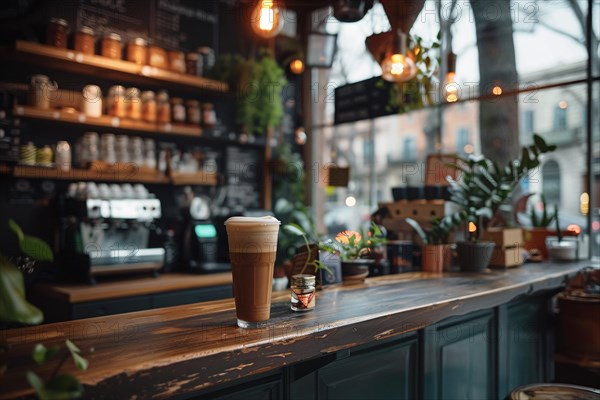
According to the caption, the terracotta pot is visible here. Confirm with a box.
[523,228,578,259]
[341,260,373,284]
[456,241,495,272]
[421,244,445,273]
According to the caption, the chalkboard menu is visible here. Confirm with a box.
[334,77,398,125]
[225,146,261,211]
[74,0,218,51]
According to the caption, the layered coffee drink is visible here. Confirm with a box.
[225,216,280,328]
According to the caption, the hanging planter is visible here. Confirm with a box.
[332,0,374,23]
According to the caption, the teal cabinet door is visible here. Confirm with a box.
[289,335,418,400]
[423,310,496,400]
[500,295,551,397]
[206,377,282,400]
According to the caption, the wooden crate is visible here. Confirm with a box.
[483,227,523,249]
[489,246,523,268]
[383,200,446,222]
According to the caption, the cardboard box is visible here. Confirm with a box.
[489,246,523,268]
[483,227,523,249]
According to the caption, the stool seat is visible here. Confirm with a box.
[510,383,600,400]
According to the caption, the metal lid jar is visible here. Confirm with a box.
[290,274,316,312]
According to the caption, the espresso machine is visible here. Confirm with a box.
[60,182,165,284]
[181,190,228,273]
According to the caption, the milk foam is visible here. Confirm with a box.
[225,216,280,253]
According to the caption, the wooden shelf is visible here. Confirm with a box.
[170,171,218,186]
[9,164,169,184]
[1,164,217,186]
[15,105,202,138]
[9,41,228,94]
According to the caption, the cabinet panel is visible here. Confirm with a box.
[504,296,550,395]
[203,378,281,400]
[316,337,418,400]
[424,311,495,400]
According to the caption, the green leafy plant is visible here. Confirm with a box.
[405,216,455,245]
[272,143,314,267]
[0,219,54,325]
[528,194,558,227]
[282,223,332,276]
[444,134,557,242]
[209,49,286,136]
[27,339,89,400]
[321,222,387,262]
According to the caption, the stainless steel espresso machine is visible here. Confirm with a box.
[60,182,165,284]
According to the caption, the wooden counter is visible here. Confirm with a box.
[34,272,233,303]
[1,261,593,399]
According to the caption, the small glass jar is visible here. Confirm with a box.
[107,85,126,118]
[126,87,142,120]
[171,97,186,124]
[148,46,167,68]
[201,103,216,128]
[167,50,186,73]
[81,85,102,117]
[156,90,170,124]
[101,32,122,60]
[185,100,201,125]
[74,26,95,55]
[127,38,147,65]
[141,91,157,123]
[47,17,68,48]
[185,52,202,76]
[291,274,316,312]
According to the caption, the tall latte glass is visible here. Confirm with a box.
[225,216,280,328]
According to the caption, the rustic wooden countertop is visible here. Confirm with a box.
[33,272,233,303]
[0,261,593,399]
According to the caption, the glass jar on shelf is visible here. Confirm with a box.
[141,91,157,123]
[170,97,186,124]
[47,17,68,48]
[101,32,122,60]
[82,85,102,118]
[201,103,216,128]
[125,87,142,120]
[167,50,186,73]
[74,26,95,55]
[28,75,58,110]
[148,46,167,68]
[290,274,316,312]
[185,100,201,125]
[185,52,202,76]
[107,85,126,118]
[156,90,170,124]
[126,38,147,65]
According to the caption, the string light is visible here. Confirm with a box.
[251,0,284,39]
[290,58,305,74]
[381,30,416,83]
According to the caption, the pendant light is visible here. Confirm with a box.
[380,29,416,83]
[443,51,458,102]
[251,0,284,39]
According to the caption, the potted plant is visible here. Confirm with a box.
[445,134,557,271]
[405,216,456,273]
[320,223,387,284]
[208,49,286,137]
[518,193,557,260]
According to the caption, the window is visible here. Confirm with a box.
[523,110,535,135]
[456,127,469,154]
[542,160,561,207]
[554,106,568,130]
[402,137,416,161]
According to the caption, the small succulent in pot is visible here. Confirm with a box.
[405,216,456,273]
